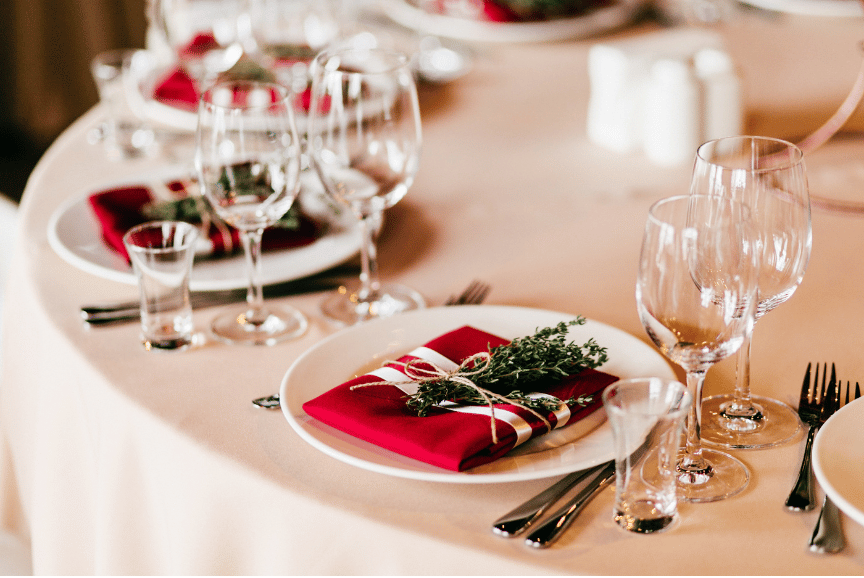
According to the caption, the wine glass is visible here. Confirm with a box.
[248,0,341,94]
[693,136,812,449]
[195,80,307,345]
[306,46,425,325]
[636,194,759,502]
[155,0,251,91]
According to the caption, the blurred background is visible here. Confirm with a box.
[0,0,148,203]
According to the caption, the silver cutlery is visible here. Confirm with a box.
[444,280,490,306]
[808,379,860,553]
[81,267,357,326]
[252,279,492,409]
[492,462,609,538]
[785,362,836,511]
[523,460,616,549]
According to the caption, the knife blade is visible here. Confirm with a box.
[81,276,344,325]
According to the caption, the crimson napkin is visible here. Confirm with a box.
[88,180,319,261]
[302,325,618,472]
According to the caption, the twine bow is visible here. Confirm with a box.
[351,352,554,444]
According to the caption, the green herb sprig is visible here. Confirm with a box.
[405,318,608,416]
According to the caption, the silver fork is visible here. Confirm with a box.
[786,362,835,511]
[444,280,490,306]
[252,280,492,409]
[809,379,861,553]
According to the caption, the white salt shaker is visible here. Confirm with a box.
[642,57,701,167]
[694,48,743,141]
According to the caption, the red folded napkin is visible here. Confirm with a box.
[302,325,618,472]
[153,68,199,111]
[88,180,319,261]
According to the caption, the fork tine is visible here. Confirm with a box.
[800,362,813,407]
[845,381,850,406]
[856,382,861,400]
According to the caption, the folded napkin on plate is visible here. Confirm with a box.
[152,68,199,110]
[88,180,319,261]
[302,325,618,472]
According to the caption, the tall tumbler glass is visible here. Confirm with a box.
[692,136,812,449]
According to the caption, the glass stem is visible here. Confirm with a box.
[240,228,266,321]
[721,329,764,422]
[357,212,381,301]
[678,369,713,482]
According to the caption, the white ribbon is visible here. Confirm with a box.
[352,348,565,445]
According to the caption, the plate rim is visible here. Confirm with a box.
[46,166,361,291]
[279,304,676,483]
[812,395,864,526]
[377,0,644,43]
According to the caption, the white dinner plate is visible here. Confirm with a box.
[279,305,676,483]
[47,166,361,291]
[741,0,863,17]
[376,0,645,43]
[813,395,864,527]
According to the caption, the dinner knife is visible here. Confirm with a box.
[492,461,609,538]
[81,276,344,325]
[523,460,616,549]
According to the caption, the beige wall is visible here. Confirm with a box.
[2,0,148,149]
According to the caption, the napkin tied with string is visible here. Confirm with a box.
[88,179,319,261]
[302,325,618,472]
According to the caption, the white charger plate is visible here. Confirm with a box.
[47,166,361,291]
[280,305,676,483]
[742,0,863,17]
[813,395,864,527]
[377,0,645,43]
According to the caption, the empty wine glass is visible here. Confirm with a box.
[248,0,341,94]
[636,194,759,502]
[195,80,307,345]
[306,46,424,325]
[693,136,812,449]
[155,0,251,91]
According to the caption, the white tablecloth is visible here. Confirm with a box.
[3,11,864,574]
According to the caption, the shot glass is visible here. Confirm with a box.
[602,377,692,534]
[123,221,199,351]
[90,49,157,160]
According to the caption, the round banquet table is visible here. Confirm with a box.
[4,11,864,575]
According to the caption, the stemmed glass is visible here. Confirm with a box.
[248,0,341,94]
[636,194,759,502]
[693,136,812,449]
[306,46,424,325]
[155,0,251,91]
[195,80,307,345]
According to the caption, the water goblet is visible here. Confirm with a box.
[636,194,759,502]
[692,136,812,449]
[195,80,307,345]
[155,0,251,91]
[306,46,424,325]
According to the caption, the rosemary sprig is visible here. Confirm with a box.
[405,318,608,416]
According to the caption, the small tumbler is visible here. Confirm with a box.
[123,221,199,351]
[602,377,692,534]
[90,49,157,160]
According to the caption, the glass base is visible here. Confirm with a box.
[320,283,425,325]
[700,394,801,449]
[676,448,749,503]
[210,304,308,346]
